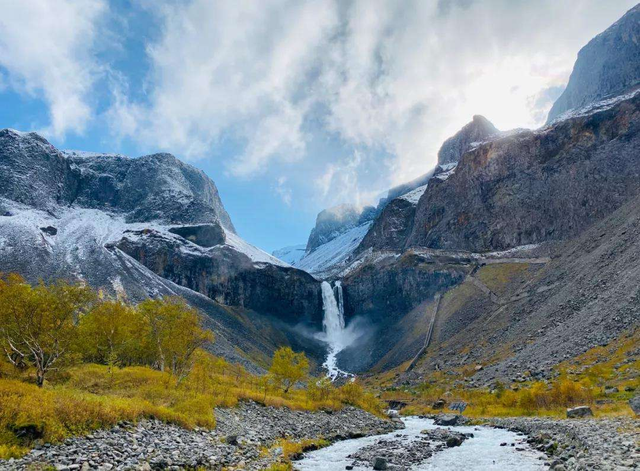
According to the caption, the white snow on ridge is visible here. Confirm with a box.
[272,244,306,265]
[224,229,290,267]
[399,184,428,204]
[296,222,372,276]
[547,87,640,126]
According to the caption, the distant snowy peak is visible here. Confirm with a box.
[295,222,372,278]
[272,244,306,265]
[305,203,375,253]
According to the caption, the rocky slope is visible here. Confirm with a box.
[547,4,640,123]
[0,130,325,370]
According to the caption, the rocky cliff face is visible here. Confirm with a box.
[115,229,322,325]
[437,115,498,166]
[547,4,640,123]
[407,93,640,251]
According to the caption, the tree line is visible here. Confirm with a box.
[0,274,314,396]
[0,274,212,386]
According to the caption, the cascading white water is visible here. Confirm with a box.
[320,280,350,379]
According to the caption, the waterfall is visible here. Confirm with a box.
[320,280,350,379]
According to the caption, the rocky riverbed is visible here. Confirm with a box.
[488,416,640,470]
[0,401,401,471]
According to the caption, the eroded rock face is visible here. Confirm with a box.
[68,151,236,229]
[357,197,418,254]
[437,115,498,166]
[408,94,640,252]
[547,4,640,123]
[116,229,323,326]
[0,129,78,212]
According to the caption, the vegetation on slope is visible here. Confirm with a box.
[0,274,382,459]
[377,329,639,419]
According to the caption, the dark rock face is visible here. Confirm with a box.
[437,115,498,166]
[357,197,418,253]
[68,152,236,229]
[408,94,640,252]
[306,203,375,253]
[337,253,469,372]
[0,129,78,212]
[116,230,323,326]
[0,130,235,230]
[168,224,226,247]
[547,4,640,122]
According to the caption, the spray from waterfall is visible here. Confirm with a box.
[320,280,351,379]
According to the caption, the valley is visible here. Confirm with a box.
[1,3,640,471]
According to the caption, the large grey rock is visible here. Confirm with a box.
[548,4,640,123]
[373,457,388,470]
[434,414,459,426]
[629,395,640,415]
[566,406,593,418]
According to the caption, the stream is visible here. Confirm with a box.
[295,416,548,470]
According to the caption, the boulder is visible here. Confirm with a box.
[566,406,593,418]
[629,395,640,415]
[373,457,388,470]
[446,436,463,447]
[432,399,446,410]
[604,386,619,395]
[434,414,459,426]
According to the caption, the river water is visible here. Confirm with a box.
[295,416,547,470]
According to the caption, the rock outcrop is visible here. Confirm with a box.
[437,115,498,166]
[407,93,640,252]
[547,4,640,123]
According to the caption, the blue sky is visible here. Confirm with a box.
[0,0,636,252]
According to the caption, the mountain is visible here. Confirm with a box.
[285,204,376,279]
[356,116,498,256]
[272,244,306,264]
[437,115,499,166]
[0,129,325,371]
[547,4,640,123]
[337,89,640,376]
[325,9,640,377]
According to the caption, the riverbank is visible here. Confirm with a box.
[1,401,401,470]
[488,416,639,470]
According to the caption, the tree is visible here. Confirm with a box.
[138,297,213,380]
[269,346,309,393]
[77,300,150,372]
[0,274,94,386]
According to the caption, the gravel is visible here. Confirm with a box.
[489,416,640,470]
[0,401,400,471]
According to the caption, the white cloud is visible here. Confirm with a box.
[274,176,293,206]
[0,0,107,137]
[109,0,638,197]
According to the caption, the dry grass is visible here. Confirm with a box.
[0,360,385,459]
